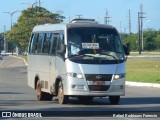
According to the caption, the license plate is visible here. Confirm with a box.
[93,81,105,85]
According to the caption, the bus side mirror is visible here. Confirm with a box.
[123,43,130,56]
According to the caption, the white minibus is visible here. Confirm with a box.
[28,19,129,104]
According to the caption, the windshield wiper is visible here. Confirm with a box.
[64,54,79,61]
[65,54,96,60]
[82,54,97,58]
[99,52,119,63]
[66,53,119,63]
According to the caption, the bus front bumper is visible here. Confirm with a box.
[64,84,125,97]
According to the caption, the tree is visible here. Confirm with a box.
[121,33,138,51]
[0,33,4,52]
[155,30,160,50]
[143,29,158,51]
[121,29,160,52]
[6,6,65,52]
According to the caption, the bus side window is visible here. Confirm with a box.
[42,33,51,55]
[36,33,44,54]
[29,33,38,54]
[50,33,58,56]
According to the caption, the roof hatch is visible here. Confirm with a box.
[70,19,98,24]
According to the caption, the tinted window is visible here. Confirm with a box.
[57,33,65,57]
[29,33,38,54]
[67,27,125,64]
[50,33,58,56]
[36,33,44,54]
[42,33,51,55]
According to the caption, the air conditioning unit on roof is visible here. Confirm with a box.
[70,19,98,24]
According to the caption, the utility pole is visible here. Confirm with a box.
[35,0,41,13]
[138,12,141,54]
[3,11,20,29]
[38,0,40,13]
[68,16,70,23]
[3,10,20,54]
[138,3,146,54]
[39,0,41,7]
[104,9,111,25]
[128,10,131,35]
[3,26,7,53]
[140,4,146,51]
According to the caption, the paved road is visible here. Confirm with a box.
[0,56,160,119]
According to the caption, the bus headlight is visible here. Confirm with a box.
[114,74,126,80]
[77,74,83,79]
[67,73,83,79]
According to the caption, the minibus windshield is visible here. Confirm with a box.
[67,27,125,64]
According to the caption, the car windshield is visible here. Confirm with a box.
[67,27,125,63]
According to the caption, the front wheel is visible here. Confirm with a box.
[109,96,120,105]
[58,81,68,104]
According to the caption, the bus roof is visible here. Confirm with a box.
[32,23,67,32]
[68,18,115,29]
[67,23,115,29]
[32,19,116,32]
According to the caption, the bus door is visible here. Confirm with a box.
[55,32,66,76]
[50,33,59,92]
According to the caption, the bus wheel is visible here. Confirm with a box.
[58,81,68,104]
[36,80,53,101]
[36,80,43,100]
[109,96,120,105]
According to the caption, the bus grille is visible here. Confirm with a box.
[88,85,110,91]
[85,74,112,81]
[85,74,112,91]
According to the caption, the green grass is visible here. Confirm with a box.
[19,55,27,63]
[126,59,160,84]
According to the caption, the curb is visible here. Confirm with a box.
[126,81,160,88]
[11,55,28,66]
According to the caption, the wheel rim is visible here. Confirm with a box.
[58,82,63,103]
[36,81,41,100]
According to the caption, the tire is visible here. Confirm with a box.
[109,96,120,105]
[58,81,68,104]
[36,80,53,101]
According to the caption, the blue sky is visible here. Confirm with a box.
[0,0,160,33]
